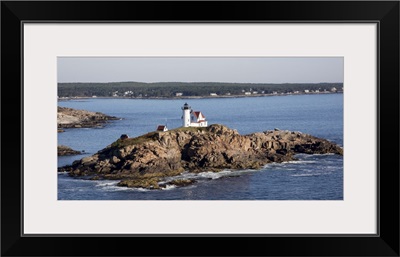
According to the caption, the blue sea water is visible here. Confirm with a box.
[58,94,343,200]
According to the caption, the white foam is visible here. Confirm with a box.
[291,174,315,177]
[286,160,317,164]
[263,160,317,169]
[197,171,225,180]
[92,180,152,192]
[166,170,220,180]
[309,153,335,156]
[95,181,119,187]
[135,188,150,192]
[164,172,196,181]
[101,184,150,192]
[161,185,177,190]
[198,169,258,179]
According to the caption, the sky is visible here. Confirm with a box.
[58,57,343,84]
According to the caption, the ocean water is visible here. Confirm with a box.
[58,94,343,200]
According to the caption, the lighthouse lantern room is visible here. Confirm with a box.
[181,103,208,128]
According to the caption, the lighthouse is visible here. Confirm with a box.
[181,103,208,127]
[181,103,192,127]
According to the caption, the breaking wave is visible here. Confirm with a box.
[161,185,177,190]
[94,180,150,192]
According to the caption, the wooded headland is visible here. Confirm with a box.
[58,82,343,98]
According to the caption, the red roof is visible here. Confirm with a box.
[156,125,166,131]
[193,111,205,119]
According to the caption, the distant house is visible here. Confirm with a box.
[252,91,258,94]
[210,93,218,96]
[304,89,310,93]
[175,92,183,97]
[330,87,337,92]
[244,92,251,95]
[156,125,168,132]
[293,91,299,94]
[272,91,278,95]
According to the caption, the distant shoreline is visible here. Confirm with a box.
[58,91,343,101]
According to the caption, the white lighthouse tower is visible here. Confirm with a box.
[181,103,192,127]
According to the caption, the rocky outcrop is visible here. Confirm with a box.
[59,124,343,189]
[57,106,119,129]
[58,145,81,156]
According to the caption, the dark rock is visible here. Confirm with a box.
[167,179,196,187]
[57,145,81,156]
[117,177,160,189]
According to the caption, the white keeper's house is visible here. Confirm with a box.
[181,103,208,127]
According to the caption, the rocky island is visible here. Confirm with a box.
[59,124,343,190]
[57,106,119,130]
[57,106,119,155]
[57,145,81,156]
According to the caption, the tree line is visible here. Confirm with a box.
[58,82,343,98]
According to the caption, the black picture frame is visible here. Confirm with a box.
[1,1,399,256]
